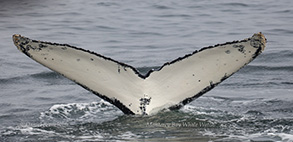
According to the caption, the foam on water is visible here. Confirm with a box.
[2,97,293,141]
[39,100,122,123]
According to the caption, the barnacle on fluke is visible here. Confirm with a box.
[13,33,266,115]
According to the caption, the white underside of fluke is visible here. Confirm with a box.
[13,33,266,115]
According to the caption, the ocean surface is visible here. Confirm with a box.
[1,0,293,141]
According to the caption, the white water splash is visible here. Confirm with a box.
[39,100,122,122]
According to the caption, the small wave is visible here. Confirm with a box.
[203,129,293,142]
[222,2,250,7]
[0,71,62,83]
[0,71,74,88]
[96,2,119,7]
[223,81,293,89]
[29,71,62,79]
[152,4,174,10]
[275,9,292,13]
[39,100,121,122]
[267,28,293,35]
[95,25,117,31]
[157,14,192,18]
[244,65,293,72]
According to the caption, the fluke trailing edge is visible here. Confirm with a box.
[13,33,266,115]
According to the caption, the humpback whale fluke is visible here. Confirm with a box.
[12,33,266,115]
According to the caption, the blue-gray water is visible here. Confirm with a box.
[1,0,293,141]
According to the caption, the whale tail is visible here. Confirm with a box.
[13,33,266,115]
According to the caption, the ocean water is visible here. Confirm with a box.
[0,0,293,141]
